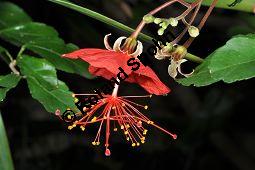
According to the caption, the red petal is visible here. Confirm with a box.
[63,49,132,76]
[63,49,170,95]
[127,64,170,95]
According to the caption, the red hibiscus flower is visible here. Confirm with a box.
[63,34,170,95]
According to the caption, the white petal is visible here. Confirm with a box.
[113,36,126,52]
[155,47,168,60]
[130,40,143,58]
[168,59,178,79]
[177,59,194,77]
[104,33,113,50]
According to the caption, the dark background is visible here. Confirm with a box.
[1,0,255,170]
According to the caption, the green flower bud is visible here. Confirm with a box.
[165,43,174,51]
[161,21,169,29]
[158,28,165,36]
[154,18,162,24]
[168,18,178,27]
[143,14,155,23]
[188,26,200,37]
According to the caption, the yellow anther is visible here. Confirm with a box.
[136,142,140,146]
[132,143,136,147]
[112,106,116,110]
[143,129,148,135]
[80,126,85,131]
[124,131,128,135]
[149,95,153,98]
[91,117,97,122]
[141,137,145,141]
[122,103,125,107]
[72,124,76,128]
[103,116,107,119]
[121,125,124,129]
[74,98,79,103]
[147,121,151,124]
[83,107,87,112]
[125,124,130,128]
[68,126,73,130]
[150,121,154,124]
[67,108,71,110]
[67,115,72,120]
[126,137,130,141]
[72,94,76,98]
[96,142,100,145]
[114,128,118,132]
[92,142,96,146]
[144,105,148,110]
[141,140,145,144]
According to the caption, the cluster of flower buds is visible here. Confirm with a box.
[143,14,200,38]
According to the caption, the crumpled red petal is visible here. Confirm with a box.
[63,48,170,95]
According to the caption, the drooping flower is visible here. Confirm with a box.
[155,44,194,79]
[60,91,177,156]
[63,34,170,95]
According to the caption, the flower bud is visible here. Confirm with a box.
[157,28,165,36]
[154,18,162,24]
[168,18,178,27]
[164,43,174,52]
[161,21,169,29]
[188,26,200,37]
[143,14,155,23]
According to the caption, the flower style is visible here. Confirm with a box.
[60,88,177,156]
[155,44,194,79]
[63,34,170,95]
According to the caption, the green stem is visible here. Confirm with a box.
[48,0,152,41]
[185,53,204,63]
[17,45,26,59]
[185,0,255,13]
[48,0,204,63]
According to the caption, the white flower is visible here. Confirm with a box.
[155,44,194,79]
[155,42,173,60]
[168,58,194,79]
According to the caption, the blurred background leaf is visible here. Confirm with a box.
[0,111,14,170]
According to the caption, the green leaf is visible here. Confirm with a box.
[18,55,78,113]
[177,57,218,86]
[185,0,254,13]
[17,54,59,90]
[178,34,255,86]
[0,111,14,170]
[209,34,255,83]
[0,22,93,79]
[0,74,21,102]
[0,2,32,30]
